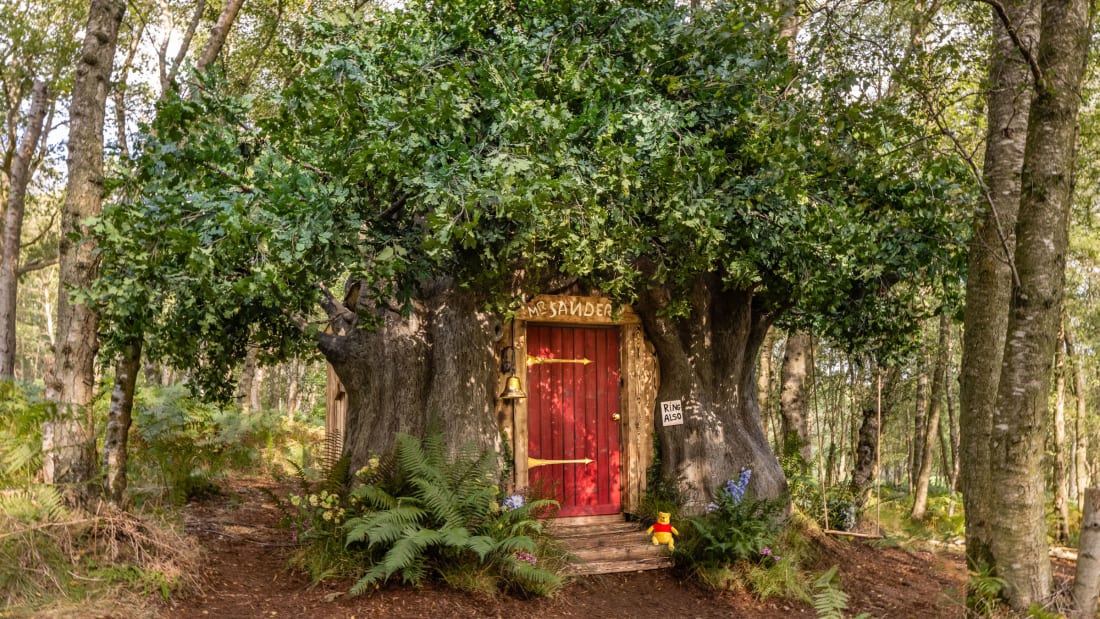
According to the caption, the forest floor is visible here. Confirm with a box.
[156,476,976,619]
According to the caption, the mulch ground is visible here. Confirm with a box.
[161,478,970,619]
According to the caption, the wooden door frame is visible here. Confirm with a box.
[497,295,659,516]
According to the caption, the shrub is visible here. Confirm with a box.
[0,381,53,487]
[282,433,566,597]
[673,469,784,574]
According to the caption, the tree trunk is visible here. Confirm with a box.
[912,314,947,520]
[237,346,258,412]
[102,339,140,506]
[958,0,1037,578]
[757,327,779,453]
[910,338,929,491]
[0,80,49,379]
[196,0,246,73]
[1074,488,1100,618]
[1066,323,1090,499]
[779,331,812,472]
[43,0,126,504]
[986,0,1090,605]
[1054,324,1070,542]
[851,366,897,508]
[636,277,784,509]
[319,279,503,473]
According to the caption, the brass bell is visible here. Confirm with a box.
[499,375,527,400]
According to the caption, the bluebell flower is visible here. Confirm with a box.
[724,467,752,506]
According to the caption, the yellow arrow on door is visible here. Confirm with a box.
[527,457,594,469]
[526,355,591,366]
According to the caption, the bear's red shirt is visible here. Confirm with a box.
[651,523,673,533]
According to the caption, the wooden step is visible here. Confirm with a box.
[549,516,674,576]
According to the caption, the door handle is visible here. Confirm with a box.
[611,413,621,421]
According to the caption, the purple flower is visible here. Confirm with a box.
[503,494,525,511]
[515,551,537,565]
[724,468,752,505]
[706,502,719,513]
[760,547,772,556]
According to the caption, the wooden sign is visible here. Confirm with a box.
[660,400,684,426]
[520,295,640,325]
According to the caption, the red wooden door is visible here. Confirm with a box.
[526,324,621,517]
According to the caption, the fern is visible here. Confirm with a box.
[813,565,851,619]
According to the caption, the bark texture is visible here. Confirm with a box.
[636,277,784,510]
[779,331,812,470]
[43,0,126,501]
[1074,488,1100,618]
[102,340,140,505]
[0,80,48,379]
[986,0,1091,605]
[912,315,948,520]
[319,279,503,473]
[1054,327,1070,542]
[196,0,246,73]
[958,0,1036,575]
[850,367,897,507]
[1066,324,1090,499]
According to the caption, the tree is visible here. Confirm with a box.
[779,331,813,471]
[42,0,126,503]
[93,0,972,505]
[962,0,1092,606]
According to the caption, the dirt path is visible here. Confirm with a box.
[162,478,968,618]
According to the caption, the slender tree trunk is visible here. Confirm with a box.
[43,0,126,504]
[758,327,778,452]
[1054,324,1071,542]
[851,366,897,508]
[910,338,929,491]
[945,343,961,516]
[959,0,1037,578]
[1066,323,1090,499]
[0,80,48,379]
[1074,488,1100,618]
[102,339,140,505]
[238,346,258,412]
[779,331,812,471]
[986,0,1091,605]
[912,314,948,520]
[196,0,246,73]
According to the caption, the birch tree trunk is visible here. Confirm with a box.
[1054,325,1071,542]
[0,80,49,378]
[986,0,1091,605]
[1066,323,1090,499]
[43,0,126,504]
[102,340,140,505]
[958,0,1037,577]
[1074,488,1100,618]
[912,314,947,520]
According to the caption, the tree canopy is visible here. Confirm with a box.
[91,0,973,398]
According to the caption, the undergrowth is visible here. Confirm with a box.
[275,433,568,598]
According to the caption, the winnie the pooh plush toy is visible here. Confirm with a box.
[646,512,679,550]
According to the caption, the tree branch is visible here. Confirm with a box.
[18,257,58,276]
[973,0,1045,92]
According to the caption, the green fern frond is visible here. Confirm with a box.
[813,565,850,619]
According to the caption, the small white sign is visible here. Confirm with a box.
[660,400,684,427]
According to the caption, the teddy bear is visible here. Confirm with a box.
[646,511,679,550]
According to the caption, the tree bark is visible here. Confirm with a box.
[986,0,1091,605]
[1074,488,1100,618]
[1066,323,1090,499]
[851,366,897,508]
[102,339,140,505]
[636,276,784,509]
[320,279,503,473]
[912,314,947,520]
[757,327,779,452]
[0,80,49,379]
[43,0,126,504]
[910,338,929,491]
[958,0,1037,578]
[196,0,246,74]
[1054,323,1070,542]
[779,331,812,472]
